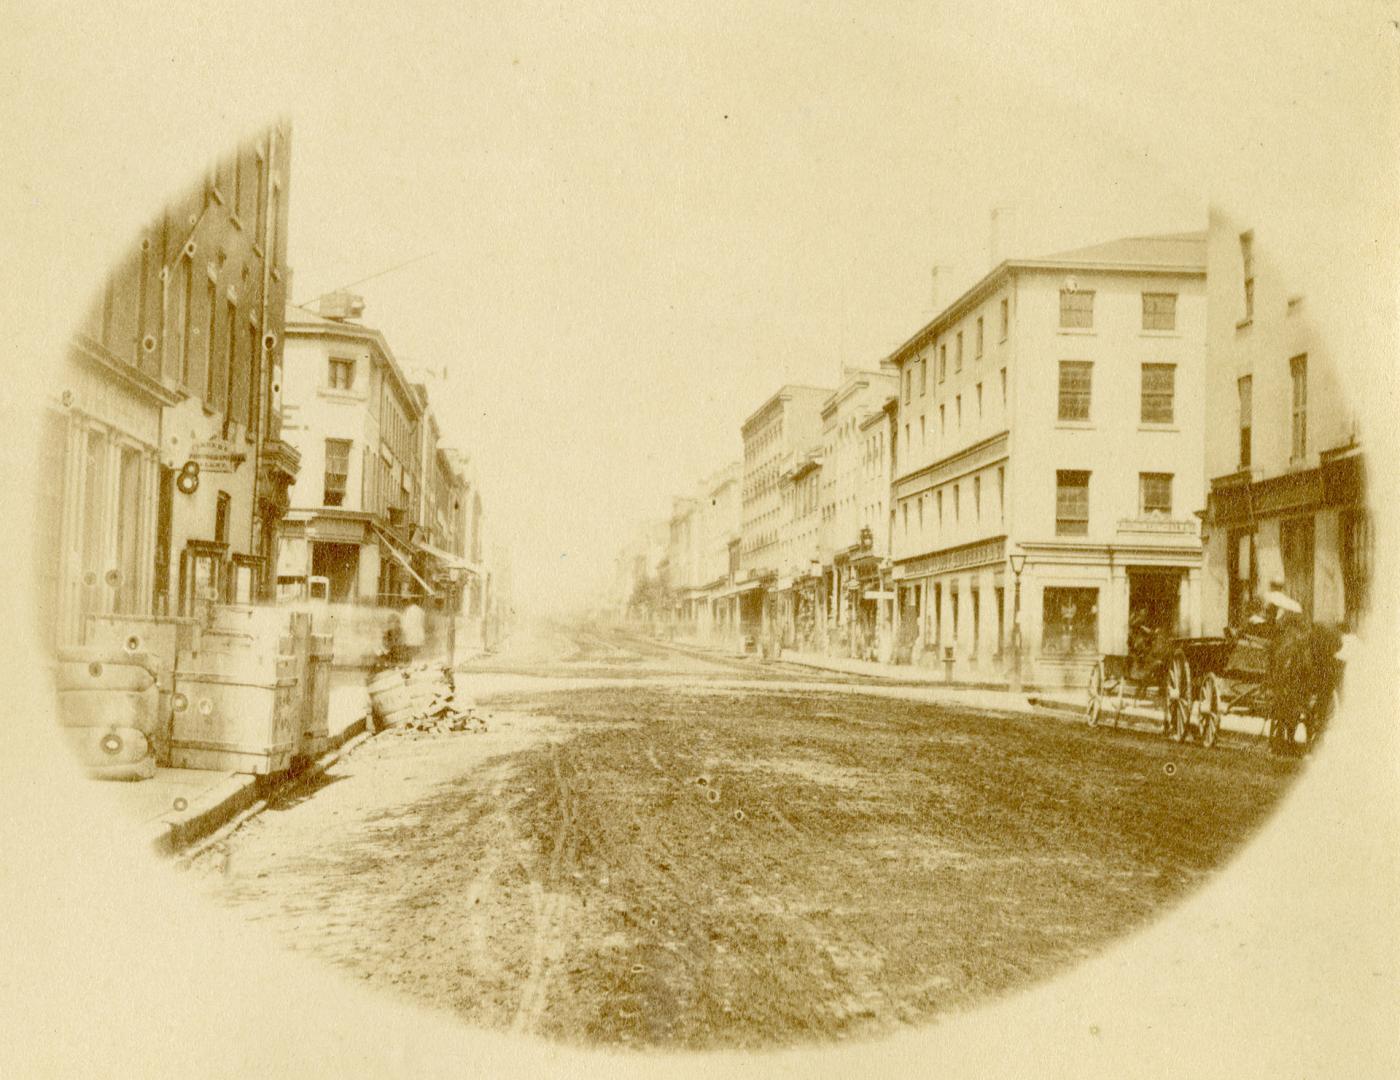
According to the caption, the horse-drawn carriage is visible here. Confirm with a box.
[1085,591,1345,753]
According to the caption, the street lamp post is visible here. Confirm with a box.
[1009,550,1027,694]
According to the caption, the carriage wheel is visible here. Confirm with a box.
[1085,660,1104,727]
[1198,672,1221,749]
[1165,649,1191,743]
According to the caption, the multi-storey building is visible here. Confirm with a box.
[738,384,832,644]
[38,122,297,647]
[890,232,1207,686]
[776,445,823,649]
[278,297,435,604]
[817,365,899,656]
[693,462,742,642]
[1199,209,1369,632]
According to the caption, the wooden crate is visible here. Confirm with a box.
[170,671,301,774]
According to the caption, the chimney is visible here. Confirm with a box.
[990,207,1016,267]
[930,265,944,313]
[318,291,365,321]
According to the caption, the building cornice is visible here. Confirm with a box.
[70,334,183,408]
[889,256,1205,367]
[283,316,424,421]
[893,430,1010,497]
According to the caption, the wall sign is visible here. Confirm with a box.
[189,438,245,474]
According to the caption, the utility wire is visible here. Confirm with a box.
[293,251,437,308]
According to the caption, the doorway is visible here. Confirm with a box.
[1127,569,1182,652]
[312,541,360,602]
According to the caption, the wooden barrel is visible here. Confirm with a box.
[54,660,156,693]
[56,687,160,732]
[60,725,151,767]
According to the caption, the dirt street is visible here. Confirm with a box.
[187,623,1300,1051]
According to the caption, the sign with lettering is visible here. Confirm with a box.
[189,438,243,473]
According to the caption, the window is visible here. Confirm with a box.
[939,344,947,382]
[1043,587,1099,655]
[902,502,909,536]
[233,153,243,219]
[1056,470,1090,535]
[1139,472,1173,517]
[215,491,231,545]
[919,415,926,447]
[248,324,260,432]
[1238,375,1252,468]
[953,483,960,522]
[904,423,910,451]
[1141,363,1175,424]
[919,357,927,396]
[1227,528,1257,628]
[329,356,355,390]
[1057,361,1092,421]
[1142,292,1177,331]
[223,301,237,414]
[939,404,945,437]
[1290,353,1308,460]
[255,150,267,238]
[1000,367,1007,406]
[936,489,943,528]
[205,282,219,406]
[976,382,983,420]
[1280,515,1315,619]
[1059,289,1094,329]
[975,317,984,358]
[971,588,980,655]
[917,497,924,530]
[955,332,963,371]
[324,438,351,506]
[999,297,1009,340]
[904,368,912,404]
[956,394,962,428]
[1240,231,1254,321]
[176,257,194,387]
[974,475,981,520]
[997,465,1004,518]
[1341,507,1373,629]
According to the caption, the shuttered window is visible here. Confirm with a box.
[1058,361,1092,421]
[1056,470,1089,535]
[1142,292,1177,331]
[1059,290,1094,328]
[1141,364,1175,424]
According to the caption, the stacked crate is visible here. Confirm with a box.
[84,615,200,766]
[171,607,301,774]
[54,645,161,780]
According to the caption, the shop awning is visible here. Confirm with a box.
[415,540,479,574]
[373,526,437,595]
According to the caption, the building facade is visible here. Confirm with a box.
[737,384,832,646]
[817,365,899,658]
[1199,209,1369,632]
[39,122,297,647]
[890,232,1208,687]
[277,297,476,625]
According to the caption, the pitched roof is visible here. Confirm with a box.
[1034,231,1206,269]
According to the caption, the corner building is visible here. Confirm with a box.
[889,233,1207,687]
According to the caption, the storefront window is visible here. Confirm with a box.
[1042,587,1098,655]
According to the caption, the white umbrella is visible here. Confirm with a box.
[1261,589,1304,614]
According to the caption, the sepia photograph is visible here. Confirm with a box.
[1,3,1396,1077]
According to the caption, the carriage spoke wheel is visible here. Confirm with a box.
[1198,672,1221,749]
[1086,660,1105,727]
[1165,649,1190,743]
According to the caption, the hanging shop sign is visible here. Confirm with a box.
[189,438,246,474]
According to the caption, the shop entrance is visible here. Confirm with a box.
[312,541,360,602]
[1127,569,1182,651]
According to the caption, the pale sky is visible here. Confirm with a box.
[282,8,1219,615]
[12,2,1394,616]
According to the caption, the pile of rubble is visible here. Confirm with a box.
[368,663,488,736]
